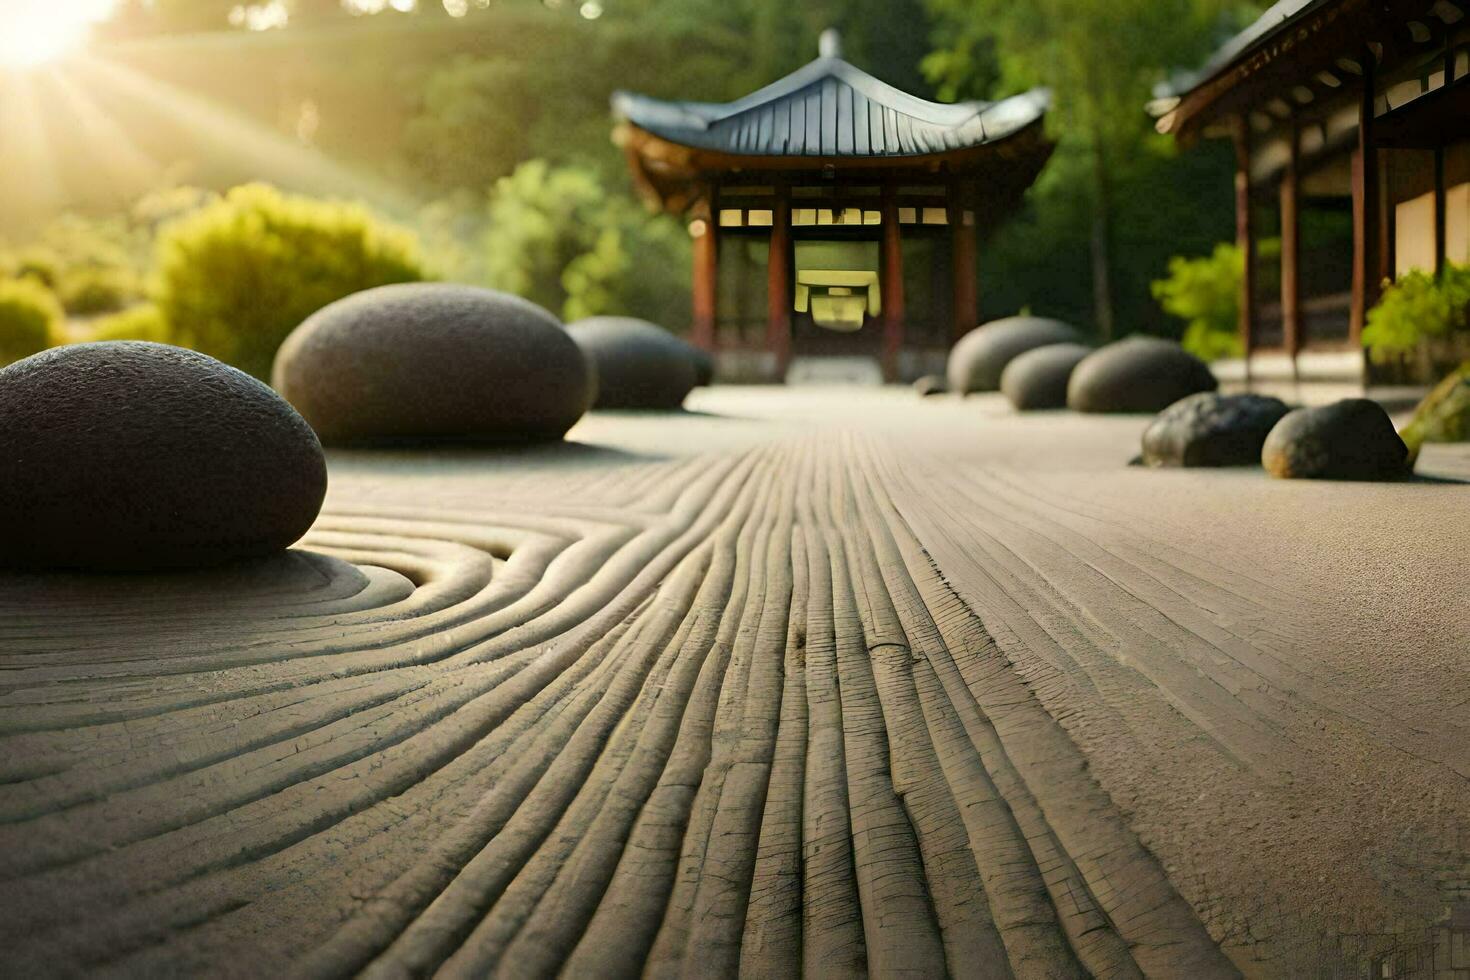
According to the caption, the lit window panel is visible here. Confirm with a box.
[841,207,862,224]
[863,211,881,225]
[899,208,917,224]
[922,207,948,224]
[792,209,817,226]
[748,210,773,227]
[719,209,744,227]
[817,209,835,225]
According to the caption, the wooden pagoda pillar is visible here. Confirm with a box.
[1280,119,1302,369]
[880,185,906,381]
[691,210,718,351]
[1351,48,1381,345]
[767,190,792,376]
[1234,115,1257,375]
[950,184,977,342]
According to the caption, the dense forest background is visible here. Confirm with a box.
[2,0,1270,340]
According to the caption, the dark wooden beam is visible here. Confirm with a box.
[1435,143,1448,276]
[766,187,792,376]
[1281,119,1303,363]
[1351,47,1382,344]
[1235,116,1258,371]
[949,183,978,348]
[691,191,718,351]
[881,184,906,381]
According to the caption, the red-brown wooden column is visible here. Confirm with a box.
[1234,115,1257,375]
[950,183,978,344]
[691,205,718,352]
[767,189,792,376]
[1281,119,1302,367]
[1351,48,1381,344]
[880,184,906,381]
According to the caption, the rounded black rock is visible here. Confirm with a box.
[273,283,593,444]
[1141,392,1290,467]
[0,341,327,572]
[1067,336,1218,413]
[946,316,1083,394]
[999,342,1091,410]
[567,316,700,410]
[1262,399,1409,480]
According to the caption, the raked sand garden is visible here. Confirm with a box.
[2,383,1467,978]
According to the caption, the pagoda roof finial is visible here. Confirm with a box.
[818,28,842,60]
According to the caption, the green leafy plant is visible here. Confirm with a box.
[1398,360,1470,458]
[86,304,172,345]
[151,183,428,378]
[1152,242,1245,361]
[483,160,690,328]
[0,278,62,366]
[57,266,142,316]
[1362,263,1470,364]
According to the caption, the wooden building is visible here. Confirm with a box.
[1154,0,1470,379]
[613,31,1053,382]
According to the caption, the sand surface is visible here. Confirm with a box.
[1,386,1467,978]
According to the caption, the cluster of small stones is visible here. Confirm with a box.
[938,316,1410,480]
[1,285,708,573]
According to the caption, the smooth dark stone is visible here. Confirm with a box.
[273,284,592,444]
[1000,342,1091,410]
[0,342,326,571]
[914,374,948,397]
[688,344,715,387]
[1141,392,1290,467]
[567,316,699,409]
[946,316,1083,394]
[1262,399,1409,480]
[1068,337,1218,413]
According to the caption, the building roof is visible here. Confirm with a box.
[612,46,1049,159]
[1160,0,1326,101]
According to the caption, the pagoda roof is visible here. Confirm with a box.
[612,55,1049,159]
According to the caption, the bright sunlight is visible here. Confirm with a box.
[0,0,115,70]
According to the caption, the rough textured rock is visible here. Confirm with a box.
[1262,399,1409,480]
[0,341,326,571]
[273,284,592,444]
[1068,337,1218,413]
[914,374,948,397]
[1000,343,1091,410]
[947,316,1083,394]
[1399,362,1470,461]
[1141,392,1291,467]
[567,316,699,409]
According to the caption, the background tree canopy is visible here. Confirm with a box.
[2,0,1271,357]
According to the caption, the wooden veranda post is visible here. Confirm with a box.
[1281,119,1302,370]
[950,184,977,344]
[767,190,792,376]
[1234,115,1257,375]
[1351,47,1380,345]
[880,185,906,381]
[691,207,718,352]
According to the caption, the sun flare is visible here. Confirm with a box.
[0,0,113,70]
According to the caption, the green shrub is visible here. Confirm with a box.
[1363,263,1470,364]
[58,266,142,316]
[483,161,690,329]
[0,278,62,366]
[152,183,428,378]
[86,304,172,345]
[5,248,61,290]
[1399,361,1470,459]
[1152,239,1285,362]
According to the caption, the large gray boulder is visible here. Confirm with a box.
[1262,399,1409,480]
[567,316,699,409]
[1067,337,1217,413]
[0,342,326,571]
[273,284,593,444]
[1141,392,1291,467]
[1000,343,1091,410]
[947,316,1083,394]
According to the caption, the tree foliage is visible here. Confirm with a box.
[1363,264,1470,364]
[482,161,689,328]
[0,279,62,367]
[152,183,427,378]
